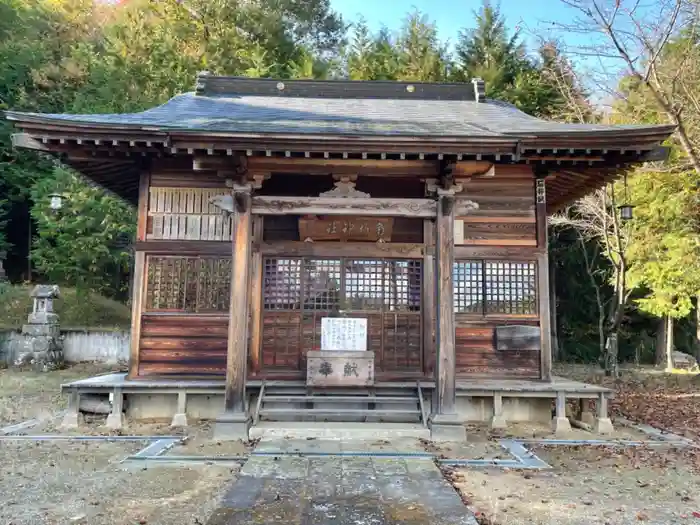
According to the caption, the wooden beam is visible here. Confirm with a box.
[535,175,553,381]
[134,240,230,255]
[454,245,543,259]
[11,133,49,152]
[213,194,439,217]
[435,193,457,415]
[248,216,263,376]
[128,170,151,378]
[136,170,150,242]
[248,157,440,176]
[224,184,253,414]
[128,251,146,379]
[258,241,424,259]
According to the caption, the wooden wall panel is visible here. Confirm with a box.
[138,315,228,377]
[150,170,226,188]
[457,166,537,247]
[455,317,540,378]
[147,187,231,241]
[260,311,423,379]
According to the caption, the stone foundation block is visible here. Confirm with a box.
[105,412,125,430]
[214,411,251,441]
[430,414,466,442]
[552,416,572,435]
[595,417,615,435]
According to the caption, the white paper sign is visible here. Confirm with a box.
[321,317,368,352]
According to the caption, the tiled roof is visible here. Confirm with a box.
[5,89,672,138]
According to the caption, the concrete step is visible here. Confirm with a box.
[259,408,420,416]
[263,395,418,403]
[250,421,430,440]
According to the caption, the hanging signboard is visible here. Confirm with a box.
[298,215,394,242]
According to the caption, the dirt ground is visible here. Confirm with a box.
[444,364,700,525]
[0,439,237,525]
[0,363,117,426]
[0,366,240,525]
[449,445,700,525]
[4,364,700,525]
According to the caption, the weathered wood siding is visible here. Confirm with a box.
[260,311,422,379]
[455,319,540,378]
[138,314,228,376]
[452,165,541,379]
[131,162,546,380]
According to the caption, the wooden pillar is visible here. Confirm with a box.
[128,170,150,379]
[435,193,456,415]
[249,216,264,376]
[422,220,436,381]
[536,174,553,381]
[430,191,465,441]
[215,182,253,440]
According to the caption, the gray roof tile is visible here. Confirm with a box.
[6,92,670,138]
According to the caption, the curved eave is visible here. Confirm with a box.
[5,111,675,152]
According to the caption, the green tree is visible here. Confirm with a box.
[345,12,447,82]
[29,165,136,297]
[453,1,569,117]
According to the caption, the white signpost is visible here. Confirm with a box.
[307,317,374,386]
[321,317,368,352]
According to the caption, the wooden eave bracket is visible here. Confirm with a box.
[11,133,49,152]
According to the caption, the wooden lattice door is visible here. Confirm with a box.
[260,257,423,379]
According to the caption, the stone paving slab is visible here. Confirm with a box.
[207,441,478,525]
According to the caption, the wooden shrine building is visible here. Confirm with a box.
[6,74,674,440]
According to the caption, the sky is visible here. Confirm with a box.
[329,0,583,50]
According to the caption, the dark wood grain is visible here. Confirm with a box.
[224,188,252,413]
[435,195,456,415]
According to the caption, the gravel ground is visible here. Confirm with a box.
[449,444,700,525]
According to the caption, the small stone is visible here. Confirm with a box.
[69,515,86,523]
[582,499,593,506]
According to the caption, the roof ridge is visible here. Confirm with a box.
[194,72,485,102]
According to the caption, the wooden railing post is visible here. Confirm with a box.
[430,189,467,442]
[535,173,553,382]
[214,181,253,440]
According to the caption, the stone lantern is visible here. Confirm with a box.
[14,285,64,371]
[28,285,60,324]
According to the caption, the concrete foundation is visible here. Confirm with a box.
[125,393,225,421]
[430,414,467,442]
[214,411,251,441]
[454,396,552,423]
[122,392,552,425]
[61,373,615,437]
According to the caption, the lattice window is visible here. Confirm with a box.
[454,260,537,316]
[454,261,484,314]
[262,257,422,312]
[263,258,303,310]
[145,256,231,313]
[485,262,537,314]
